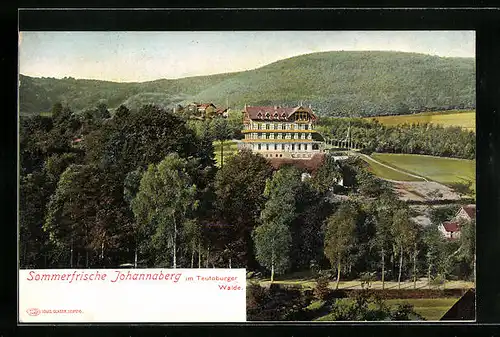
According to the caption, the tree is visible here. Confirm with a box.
[43,164,131,268]
[85,104,198,174]
[19,171,53,268]
[391,207,418,289]
[114,104,130,119]
[123,168,145,267]
[43,164,97,267]
[96,102,111,120]
[458,219,476,281]
[131,153,199,268]
[210,117,232,168]
[253,166,302,282]
[324,201,358,289]
[422,225,446,288]
[214,149,274,269]
[309,155,343,194]
[373,205,393,290]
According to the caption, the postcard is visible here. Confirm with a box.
[18,30,476,323]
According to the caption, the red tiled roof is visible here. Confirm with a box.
[198,103,215,108]
[461,205,476,219]
[244,106,317,122]
[267,153,326,173]
[442,221,460,233]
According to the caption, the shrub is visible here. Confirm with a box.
[246,282,268,309]
[314,276,332,301]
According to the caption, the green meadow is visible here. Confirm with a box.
[371,153,475,185]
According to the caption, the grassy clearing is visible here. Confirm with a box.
[313,297,460,321]
[213,140,238,167]
[363,156,423,181]
[385,298,460,321]
[366,110,475,132]
[371,153,476,191]
[306,300,326,311]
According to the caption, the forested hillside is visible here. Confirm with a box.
[20,51,475,117]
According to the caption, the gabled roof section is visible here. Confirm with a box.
[244,105,317,121]
[197,103,216,109]
[460,205,476,219]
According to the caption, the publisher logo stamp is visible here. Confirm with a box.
[26,308,40,316]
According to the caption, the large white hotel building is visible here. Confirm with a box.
[240,105,322,159]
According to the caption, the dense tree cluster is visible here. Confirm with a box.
[317,117,476,159]
[19,103,474,288]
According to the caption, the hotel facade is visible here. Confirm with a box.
[240,105,322,159]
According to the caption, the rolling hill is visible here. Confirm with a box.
[19,51,475,117]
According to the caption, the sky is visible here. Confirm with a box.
[19,31,475,83]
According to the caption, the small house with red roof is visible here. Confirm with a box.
[186,102,218,118]
[438,204,476,240]
[216,107,229,118]
[438,221,461,240]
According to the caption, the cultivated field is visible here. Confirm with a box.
[366,110,476,132]
[371,153,476,192]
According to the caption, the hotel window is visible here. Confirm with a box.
[258,123,262,130]
[282,144,285,150]
[305,124,309,130]
[298,144,301,150]
[258,144,261,150]
[291,144,295,151]
[282,123,286,130]
[274,123,279,130]
[266,133,270,139]
[266,124,270,130]
[266,144,269,150]
[304,144,308,151]
[274,144,278,150]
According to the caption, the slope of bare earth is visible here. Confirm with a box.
[391,181,462,203]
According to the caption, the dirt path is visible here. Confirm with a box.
[257,279,474,290]
[356,153,428,182]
